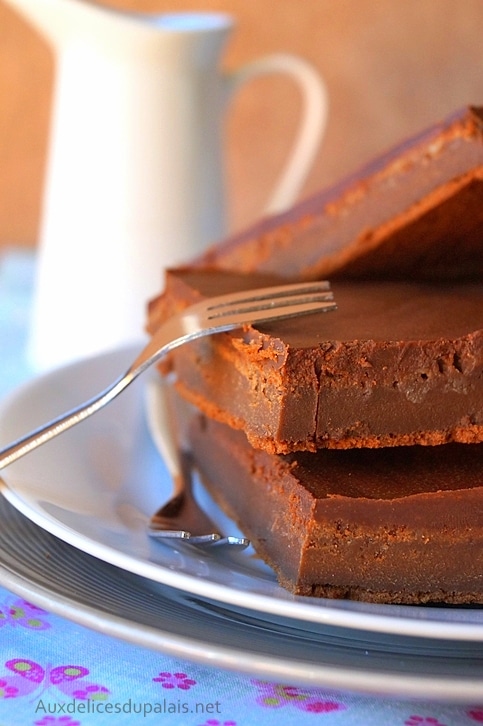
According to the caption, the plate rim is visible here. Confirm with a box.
[0,498,482,703]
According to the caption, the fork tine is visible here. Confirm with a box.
[205,282,336,324]
[213,298,337,327]
[206,280,332,310]
[207,295,335,321]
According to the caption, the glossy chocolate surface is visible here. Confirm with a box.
[196,106,483,282]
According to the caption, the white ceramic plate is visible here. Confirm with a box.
[2,493,483,702]
[0,346,482,643]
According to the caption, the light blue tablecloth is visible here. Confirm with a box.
[0,249,480,726]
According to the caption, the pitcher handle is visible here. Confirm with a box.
[225,53,328,216]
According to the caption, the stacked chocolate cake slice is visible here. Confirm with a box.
[147,107,483,604]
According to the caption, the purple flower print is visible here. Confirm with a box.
[0,598,51,631]
[303,700,344,713]
[34,717,81,726]
[251,680,346,713]
[468,709,483,723]
[0,659,109,701]
[153,671,196,690]
[405,718,447,726]
[0,677,19,698]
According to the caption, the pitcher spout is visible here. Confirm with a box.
[2,0,143,50]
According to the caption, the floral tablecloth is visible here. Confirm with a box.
[0,249,481,726]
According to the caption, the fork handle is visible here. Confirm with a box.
[0,317,183,470]
[0,372,135,470]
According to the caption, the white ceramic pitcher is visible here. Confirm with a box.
[5,0,328,370]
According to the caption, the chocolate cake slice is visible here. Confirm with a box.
[147,105,483,604]
[196,105,483,282]
[190,414,483,604]
[149,268,483,453]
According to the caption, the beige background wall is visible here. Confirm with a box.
[1,0,483,247]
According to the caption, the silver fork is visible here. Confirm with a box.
[145,378,250,549]
[0,280,336,470]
